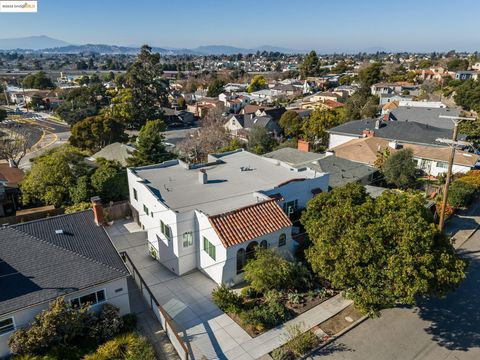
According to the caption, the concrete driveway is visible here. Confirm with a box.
[106,220,254,360]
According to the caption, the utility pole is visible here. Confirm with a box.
[437,115,475,232]
[2,81,9,105]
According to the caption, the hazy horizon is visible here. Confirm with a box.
[0,0,479,52]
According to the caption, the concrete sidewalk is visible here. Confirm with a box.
[444,198,480,248]
[107,220,353,359]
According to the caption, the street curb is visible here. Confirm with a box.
[455,224,480,249]
[299,315,369,359]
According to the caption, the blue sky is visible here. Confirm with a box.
[0,0,479,51]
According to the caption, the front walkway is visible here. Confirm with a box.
[107,220,352,359]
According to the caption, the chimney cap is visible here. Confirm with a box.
[90,196,101,204]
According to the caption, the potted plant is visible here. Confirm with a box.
[104,210,114,226]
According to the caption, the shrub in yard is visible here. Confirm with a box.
[457,170,480,189]
[212,284,242,314]
[271,347,294,360]
[9,297,93,356]
[284,324,317,358]
[92,304,124,341]
[243,248,294,293]
[83,333,155,360]
[120,314,138,333]
[447,180,476,207]
[240,294,289,330]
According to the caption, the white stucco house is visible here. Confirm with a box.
[0,210,131,359]
[127,150,329,285]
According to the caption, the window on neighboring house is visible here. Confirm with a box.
[436,161,448,169]
[282,200,298,216]
[203,237,216,260]
[182,232,193,247]
[279,233,287,247]
[143,204,149,216]
[70,290,106,308]
[133,188,138,201]
[160,220,172,240]
[0,318,14,335]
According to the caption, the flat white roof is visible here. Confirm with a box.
[131,150,323,215]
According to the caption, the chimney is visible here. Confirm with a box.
[91,196,104,226]
[383,113,390,121]
[297,139,310,153]
[198,169,208,184]
[375,119,382,129]
[362,129,375,138]
[389,140,400,149]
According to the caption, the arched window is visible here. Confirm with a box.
[279,233,287,247]
[246,241,258,262]
[236,248,246,274]
[260,240,267,249]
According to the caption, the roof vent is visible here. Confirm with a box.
[55,229,64,235]
[199,169,208,184]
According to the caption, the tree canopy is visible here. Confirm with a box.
[299,51,321,79]
[382,148,417,189]
[22,71,54,90]
[69,114,127,153]
[125,45,168,128]
[127,119,172,167]
[301,183,467,315]
[279,110,303,137]
[248,125,276,154]
[247,75,267,93]
[207,78,226,97]
[301,108,345,151]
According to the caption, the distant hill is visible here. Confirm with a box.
[191,45,302,55]
[0,35,70,50]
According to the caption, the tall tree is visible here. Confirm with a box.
[279,110,303,137]
[301,108,346,151]
[91,159,128,202]
[21,146,91,207]
[125,45,168,128]
[0,127,29,166]
[22,71,54,89]
[301,183,467,315]
[207,78,226,97]
[247,75,267,93]
[248,125,276,154]
[382,148,417,189]
[69,114,127,152]
[127,119,172,166]
[299,51,320,79]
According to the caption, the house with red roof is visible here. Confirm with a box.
[127,150,329,285]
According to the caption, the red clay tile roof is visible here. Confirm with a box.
[0,163,25,186]
[209,200,292,248]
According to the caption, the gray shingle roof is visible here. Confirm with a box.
[389,107,460,130]
[264,148,376,188]
[328,120,460,146]
[0,211,128,316]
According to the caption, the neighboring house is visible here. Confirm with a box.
[0,209,131,359]
[387,106,460,130]
[127,150,329,285]
[455,71,477,81]
[264,145,377,188]
[224,113,282,137]
[0,162,24,217]
[370,82,418,96]
[218,93,250,113]
[161,107,196,126]
[186,98,223,118]
[379,94,413,105]
[87,142,135,167]
[327,119,461,148]
[330,136,478,177]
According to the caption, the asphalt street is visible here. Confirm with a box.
[310,223,480,360]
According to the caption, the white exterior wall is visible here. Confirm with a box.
[224,227,294,285]
[263,174,329,210]
[415,158,472,177]
[328,133,359,149]
[196,211,227,284]
[224,117,244,133]
[128,169,185,275]
[0,277,130,359]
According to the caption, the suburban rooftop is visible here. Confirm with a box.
[130,150,325,215]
